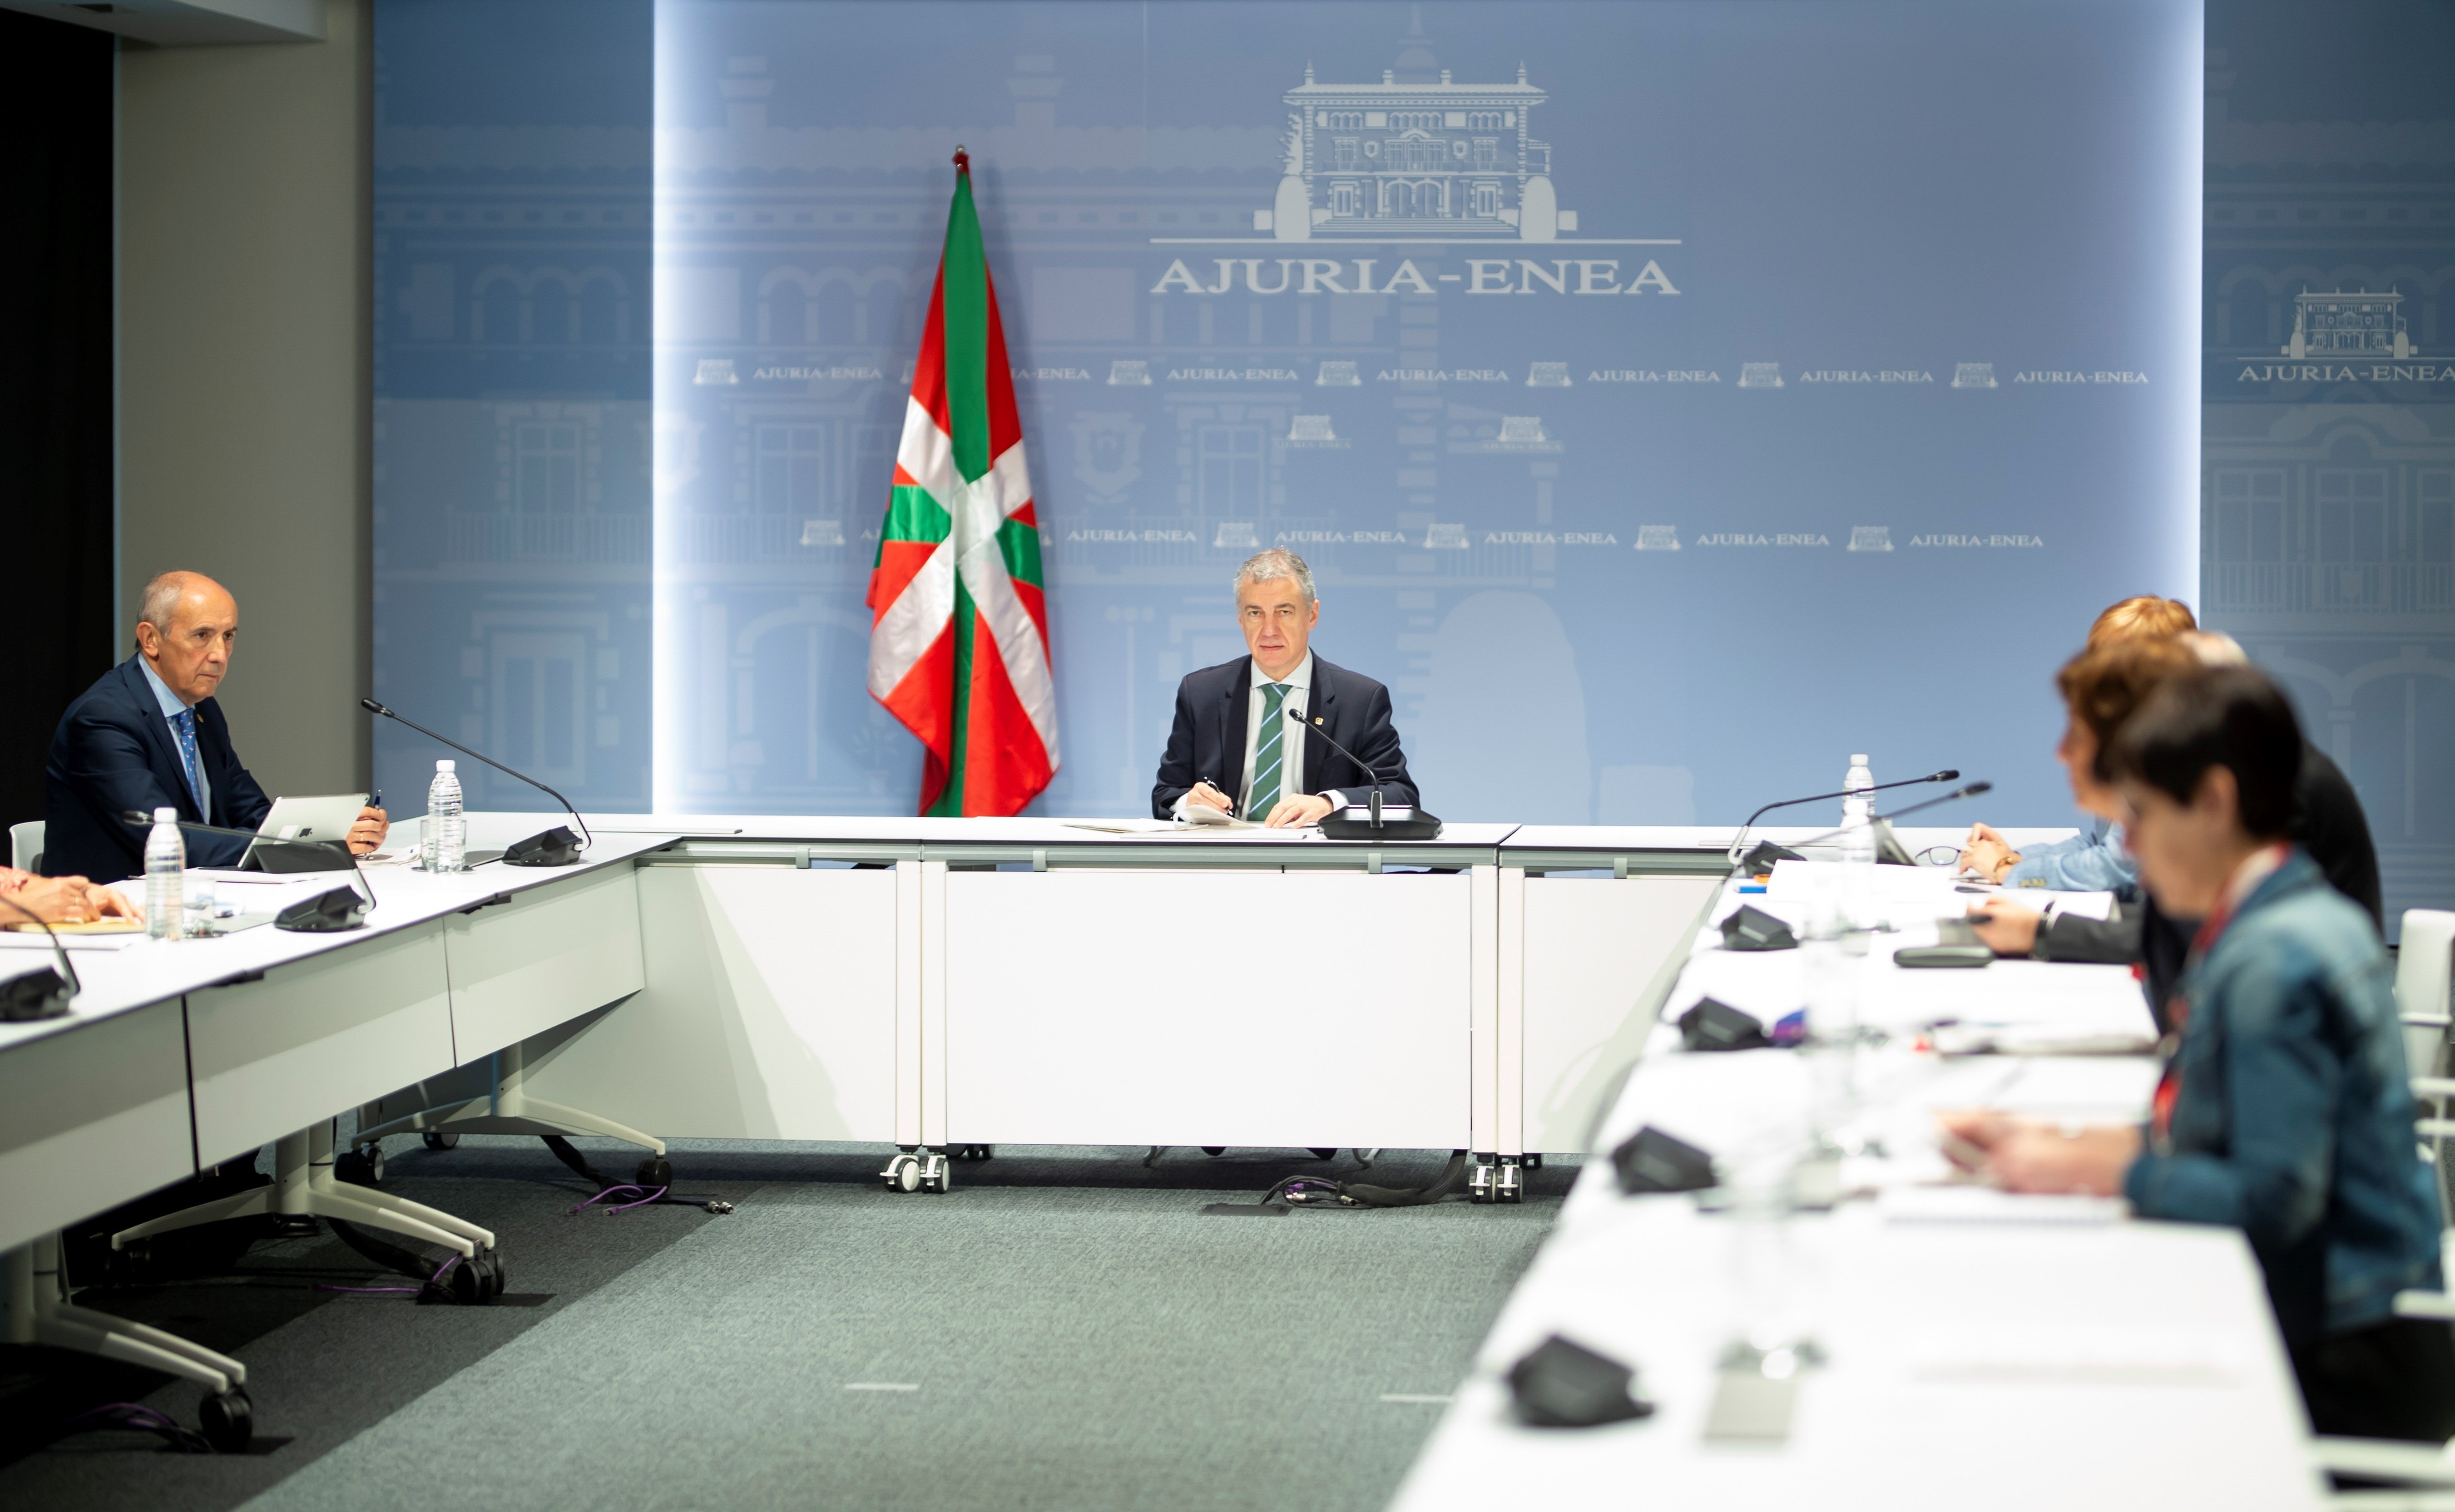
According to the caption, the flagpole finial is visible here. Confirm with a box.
[952,144,970,172]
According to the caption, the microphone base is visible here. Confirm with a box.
[0,966,72,1022]
[502,826,583,867]
[1320,806,1444,843]
[1738,840,1805,875]
[276,887,369,933]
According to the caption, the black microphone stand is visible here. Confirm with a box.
[1282,706,1442,841]
[1778,781,1995,852]
[0,894,81,1022]
[1726,769,1960,869]
[360,697,590,867]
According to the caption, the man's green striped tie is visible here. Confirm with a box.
[1249,682,1290,819]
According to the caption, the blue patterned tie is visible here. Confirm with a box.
[169,708,206,815]
[1249,683,1290,819]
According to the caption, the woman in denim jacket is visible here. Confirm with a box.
[1947,665,2453,1441]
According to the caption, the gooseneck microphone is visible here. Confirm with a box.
[1280,705,1442,840]
[1726,768,1960,865]
[0,894,79,1022]
[1779,781,1994,852]
[360,697,591,866]
[1284,703,1385,824]
[119,813,371,931]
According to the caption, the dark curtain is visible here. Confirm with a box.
[0,13,116,846]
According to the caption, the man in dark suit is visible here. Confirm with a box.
[44,571,387,879]
[1152,548,1416,825]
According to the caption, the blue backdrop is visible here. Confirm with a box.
[376,0,2205,829]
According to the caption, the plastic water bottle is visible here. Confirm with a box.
[145,806,185,941]
[1838,754,1877,923]
[425,759,465,873]
[1841,754,1875,831]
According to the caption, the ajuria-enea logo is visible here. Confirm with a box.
[1148,33,1677,301]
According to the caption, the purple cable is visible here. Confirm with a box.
[65,1403,180,1431]
[570,1183,668,1216]
[59,1402,209,1451]
[318,1250,465,1297]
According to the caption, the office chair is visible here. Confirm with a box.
[9,820,42,873]
[2306,914,2455,1507]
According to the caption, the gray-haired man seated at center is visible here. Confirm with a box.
[1151,548,1418,826]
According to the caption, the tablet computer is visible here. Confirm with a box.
[240,794,369,873]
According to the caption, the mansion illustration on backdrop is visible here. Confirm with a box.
[1264,54,1573,240]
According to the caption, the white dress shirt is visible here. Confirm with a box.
[1172,651,1347,820]
[139,657,210,817]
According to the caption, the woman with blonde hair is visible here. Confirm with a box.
[1961,595,2198,888]
[2084,593,2196,647]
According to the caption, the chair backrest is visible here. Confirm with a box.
[2401,910,2455,1080]
[8,820,40,875]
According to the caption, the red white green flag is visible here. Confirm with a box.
[866,151,1057,816]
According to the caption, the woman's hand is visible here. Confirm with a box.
[1938,1114,2138,1196]
[9,875,143,925]
[1960,823,2022,883]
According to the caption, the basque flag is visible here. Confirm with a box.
[865,150,1057,817]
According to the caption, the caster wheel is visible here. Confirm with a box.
[636,1156,673,1190]
[1467,1164,1496,1204]
[882,1154,922,1193]
[1201,1147,1226,1157]
[1496,1164,1523,1204]
[198,1386,253,1453]
[336,1146,384,1187]
[448,1255,490,1305]
[422,1131,460,1151]
[918,1153,951,1194]
[950,1144,991,1161]
[1309,1148,1337,1161]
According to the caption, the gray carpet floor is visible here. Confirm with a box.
[0,1139,1570,1512]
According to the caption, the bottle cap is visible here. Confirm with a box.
[153,806,178,822]
[1849,754,1868,765]
[437,759,455,772]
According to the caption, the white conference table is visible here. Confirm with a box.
[0,821,674,1257]
[496,816,2072,1195]
[1388,866,2329,1512]
[2,813,2079,1248]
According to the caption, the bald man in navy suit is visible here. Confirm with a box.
[44,572,387,880]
